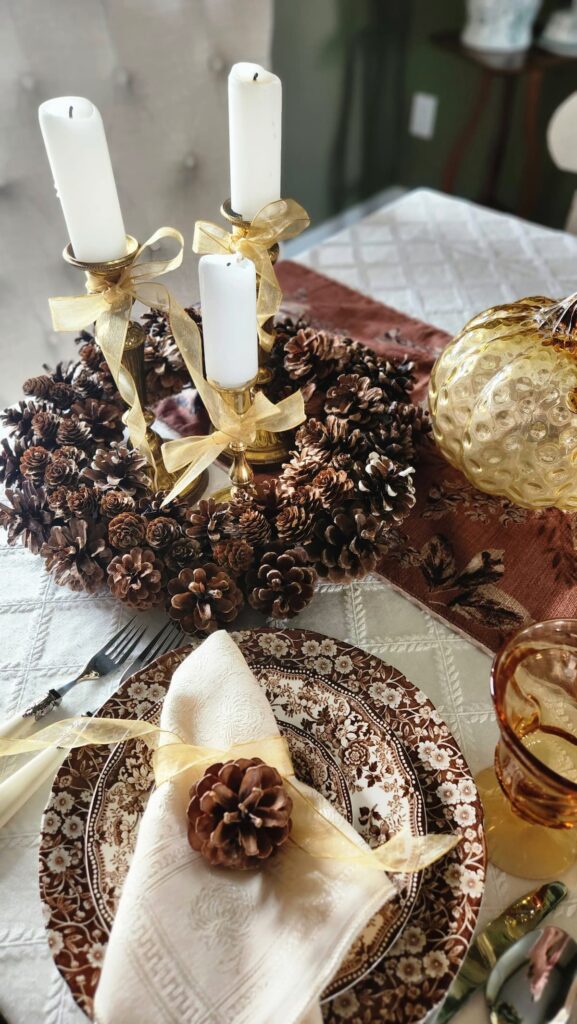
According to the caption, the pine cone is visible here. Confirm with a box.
[42,520,108,593]
[22,375,54,400]
[108,512,147,550]
[82,443,151,495]
[78,336,104,370]
[44,453,79,491]
[145,333,187,404]
[67,485,99,519]
[369,402,429,464]
[50,382,79,410]
[248,548,317,619]
[357,452,416,521]
[2,401,43,441]
[107,547,164,608]
[168,563,244,634]
[348,343,415,402]
[281,453,327,493]
[187,758,292,869]
[275,488,319,545]
[0,482,52,554]
[229,506,272,548]
[165,536,202,571]
[305,506,384,583]
[71,399,124,444]
[145,516,181,550]
[185,499,230,546]
[32,409,61,445]
[284,327,348,383]
[100,490,136,519]
[47,486,72,520]
[0,439,25,487]
[56,418,92,450]
[137,491,187,521]
[325,374,385,429]
[212,538,254,576]
[19,446,50,485]
[311,467,354,509]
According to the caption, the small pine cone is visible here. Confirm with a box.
[284,327,348,382]
[50,382,79,410]
[248,548,317,619]
[165,536,202,571]
[57,444,88,467]
[22,375,54,400]
[44,454,78,491]
[137,491,187,520]
[305,506,384,584]
[281,454,327,493]
[2,401,41,441]
[78,337,104,370]
[56,418,92,450]
[235,506,271,548]
[311,467,354,509]
[187,758,292,869]
[325,374,386,429]
[212,538,254,576]
[357,452,416,522]
[82,443,151,495]
[348,342,415,401]
[0,439,24,487]
[0,482,53,554]
[19,445,50,485]
[275,488,319,545]
[32,409,61,444]
[47,486,73,519]
[185,499,230,546]
[145,516,181,550]
[108,512,147,551]
[168,563,244,635]
[67,485,99,520]
[41,520,108,593]
[107,547,164,609]
[71,399,124,443]
[100,490,136,519]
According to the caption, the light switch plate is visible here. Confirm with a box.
[409,92,438,140]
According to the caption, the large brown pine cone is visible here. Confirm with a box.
[107,547,164,608]
[19,446,50,485]
[185,498,230,546]
[305,506,384,583]
[284,327,348,383]
[212,538,254,576]
[248,548,317,619]
[100,489,136,519]
[41,520,108,593]
[145,516,181,550]
[325,374,386,429]
[108,512,147,550]
[356,452,416,521]
[0,482,52,554]
[168,563,244,634]
[82,443,151,495]
[187,758,292,869]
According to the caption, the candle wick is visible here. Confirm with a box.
[253,72,258,81]
[69,105,73,118]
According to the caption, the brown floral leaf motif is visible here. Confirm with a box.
[448,584,528,631]
[419,535,457,589]
[453,549,505,590]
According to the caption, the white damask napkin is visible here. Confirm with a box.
[94,630,396,1024]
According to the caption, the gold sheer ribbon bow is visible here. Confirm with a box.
[48,228,191,484]
[0,718,459,873]
[193,199,310,351]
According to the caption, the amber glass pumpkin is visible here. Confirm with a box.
[429,295,577,510]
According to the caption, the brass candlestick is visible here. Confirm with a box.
[210,376,257,504]
[63,235,206,501]
[220,200,290,467]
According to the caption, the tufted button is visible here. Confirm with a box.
[207,54,225,74]
[183,152,198,171]
[20,73,37,92]
[114,67,131,88]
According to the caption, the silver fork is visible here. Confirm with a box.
[0,620,185,830]
[0,619,146,741]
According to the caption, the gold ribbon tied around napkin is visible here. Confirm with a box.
[193,199,310,351]
[0,718,459,873]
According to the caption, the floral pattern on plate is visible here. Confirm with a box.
[39,629,485,1024]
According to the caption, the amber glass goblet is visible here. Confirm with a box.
[477,619,577,878]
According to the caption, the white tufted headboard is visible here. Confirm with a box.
[0,0,273,405]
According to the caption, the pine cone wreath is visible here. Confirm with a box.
[145,516,181,550]
[82,443,151,495]
[305,506,384,584]
[19,445,50,485]
[284,327,348,383]
[0,482,53,554]
[187,758,292,869]
[168,563,244,634]
[107,547,164,609]
[325,374,386,429]
[108,512,147,550]
[66,485,99,520]
[212,538,254,576]
[356,452,416,521]
[42,520,108,593]
[248,548,317,619]
[100,490,136,519]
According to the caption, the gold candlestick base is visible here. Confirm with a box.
[63,235,205,498]
[210,377,257,504]
[219,200,291,468]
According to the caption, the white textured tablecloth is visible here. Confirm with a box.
[2,188,577,1024]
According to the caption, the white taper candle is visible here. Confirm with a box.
[228,62,282,222]
[199,254,258,389]
[38,96,127,263]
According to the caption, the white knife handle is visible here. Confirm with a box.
[0,747,68,829]
[0,689,62,740]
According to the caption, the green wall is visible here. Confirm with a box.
[273,0,577,230]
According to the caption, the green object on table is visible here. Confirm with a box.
[436,881,568,1023]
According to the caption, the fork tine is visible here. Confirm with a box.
[111,624,146,665]
[134,621,173,668]
[105,621,142,660]
[100,618,136,657]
